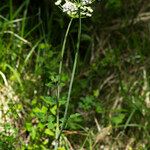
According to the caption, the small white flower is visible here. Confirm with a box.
[81,6,86,11]
[86,7,93,13]
[55,0,62,5]
[81,6,93,14]
[55,0,94,18]
[62,1,77,13]
[86,13,92,17]
[81,0,92,5]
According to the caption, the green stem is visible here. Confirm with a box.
[55,18,73,150]
[61,16,81,132]
[55,11,82,149]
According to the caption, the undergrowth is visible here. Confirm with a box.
[0,0,150,149]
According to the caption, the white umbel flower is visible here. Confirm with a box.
[81,0,92,5]
[62,1,77,13]
[55,0,62,5]
[55,0,94,18]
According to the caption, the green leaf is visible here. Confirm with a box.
[69,113,81,119]
[31,127,36,140]
[33,107,41,113]
[33,106,47,122]
[79,96,94,110]
[93,89,99,98]
[59,96,66,106]
[47,115,55,129]
[81,34,92,42]
[31,99,37,105]
[48,122,55,130]
[39,43,51,50]
[111,113,126,125]
[44,129,54,136]
[50,105,57,115]
[38,123,45,130]
[41,96,56,105]
[25,123,32,131]
[41,106,48,114]
[48,115,55,122]
[33,106,47,114]
[67,113,83,130]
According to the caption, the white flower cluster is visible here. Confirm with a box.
[81,0,92,5]
[62,1,77,13]
[55,0,94,18]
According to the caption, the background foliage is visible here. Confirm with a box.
[0,0,150,149]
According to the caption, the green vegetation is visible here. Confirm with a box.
[1,0,150,149]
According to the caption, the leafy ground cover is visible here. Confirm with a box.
[0,0,150,149]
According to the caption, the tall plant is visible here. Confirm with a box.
[54,0,94,149]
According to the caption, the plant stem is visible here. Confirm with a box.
[61,15,81,133]
[55,18,73,150]
[55,10,82,150]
